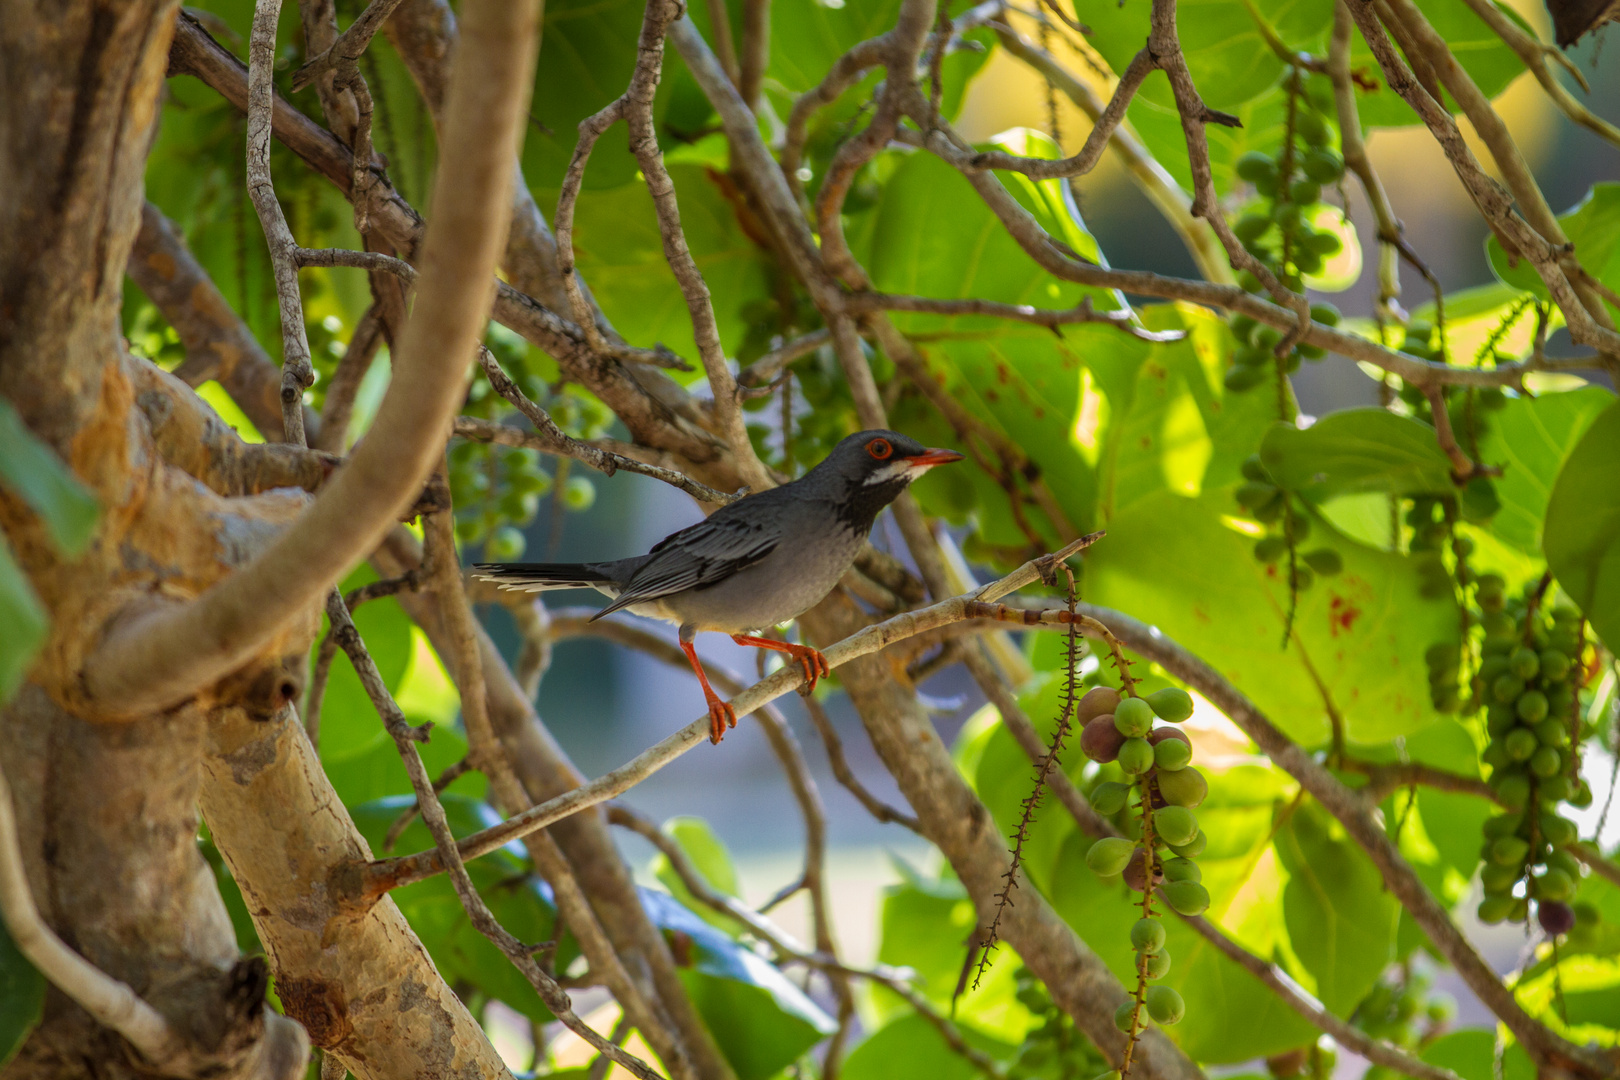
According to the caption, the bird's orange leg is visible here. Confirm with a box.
[680,640,736,744]
[731,635,830,694]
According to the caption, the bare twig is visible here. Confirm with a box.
[847,293,1185,342]
[737,329,833,387]
[738,0,770,110]
[291,0,411,90]
[297,247,418,280]
[803,695,923,832]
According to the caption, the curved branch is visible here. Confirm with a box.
[81,0,542,716]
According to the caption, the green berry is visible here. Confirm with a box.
[484,525,526,561]
[1145,985,1186,1025]
[1168,832,1207,858]
[1147,688,1195,722]
[1477,895,1516,924]
[1302,230,1343,257]
[1504,727,1537,762]
[1289,179,1322,205]
[1255,535,1289,563]
[1516,690,1549,723]
[1162,857,1201,884]
[1534,868,1574,902]
[1115,697,1156,737]
[1240,453,1270,482]
[1163,880,1211,917]
[1490,836,1530,865]
[1155,738,1192,771]
[1301,149,1344,182]
[1482,812,1521,839]
[1118,738,1155,775]
[1509,647,1540,680]
[1115,1002,1137,1032]
[1295,109,1329,146]
[1480,862,1520,894]
[1529,746,1563,779]
[1156,767,1208,808]
[1086,837,1137,877]
[1493,674,1526,703]
[1155,807,1199,847]
[1310,302,1341,327]
[1534,720,1569,748]
[1143,951,1172,979]
[1235,151,1278,184]
[1235,481,1279,510]
[1540,649,1571,681]
[1460,476,1500,522]
[1091,781,1131,816]
[1302,548,1342,576]
[1493,773,1530,810]
[1235,214,1271,243]
[562,475,596,511]
[1131,918,1167,954]
[1541,813,1577,847]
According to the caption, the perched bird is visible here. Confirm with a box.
[475,430,963,743]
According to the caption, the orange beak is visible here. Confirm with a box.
[904,448,965,467]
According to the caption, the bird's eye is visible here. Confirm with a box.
[867,438,893,460]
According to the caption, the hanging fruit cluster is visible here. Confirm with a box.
[1079,683,1209,1066]
[1477,590,1591,934]
[1009,966,1111,1080]
[1233,455,1343,592]
[1223,64,1346,395]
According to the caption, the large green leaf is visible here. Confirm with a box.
[1274,803,1399,1016]
[1420,1029,1534,1080]
[1085,490,1459,745]
[1260,411,1455,499]
[652,816,748,936]
[565,166,773,367]
[1542,399,1620,652]
[0,539,47,704]
[644,890,835,1080]
[0,400,100,556]
[841,1013,1015,1080]
[769,0,905,94]
[1489,183,1620,308]
[1478,386,1614,554]
[0,917,44,1068]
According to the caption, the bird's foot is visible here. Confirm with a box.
[731,635,830,695]
[706,694,737,745]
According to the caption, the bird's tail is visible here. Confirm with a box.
[471,563,618,593]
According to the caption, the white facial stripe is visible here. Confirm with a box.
[863,458,933,485]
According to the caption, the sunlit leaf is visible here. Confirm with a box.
[1542,399,1620,651]
[1478,386,1614,554]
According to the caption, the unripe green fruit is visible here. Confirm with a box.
[1482,812,1522,839]
[1493,773,1530,810]
[1571,780,1594,808]
[1509,647,1540,680]
[562,475,596,510]
[1155,806,1199,847]
[1547,682,1575,714]
[1273,202,1303,229]
[1493,674,1526,703]
[484,525,527,561]
[1541,774,1575,802]
[1255,536,1288,563]
[1118,738,1155,775]
[1302,230,1343,257]
[1483,612,1517,639]
[1310,302,1341,327]
[1240,453,1269,481]
[1302,148,1344,182]
[1115,1002,1137,1032]
[1235,481,1279,510]
[1091,781,1131,816]
[1155,738,1192,771]
[1162,857,1201,883]
[1145,985,1186,1025]
[1235,151,1277,184]
[1491,836,1530,865]
[1529,746,1563,779]
[1480,862,1520,894]
[1290,179,1322,205]
[1143,950,1172,979]
[1303,548,1342,576]
[1252,491,1285,522]
[1156,767,1208,808]
[1234,214,1271,243]
[1086,837,1136,877]
[1478,655,1510,682]
[1535,720,1569,747]
[1516,689,1549,723]
[1131,918,1167,954]
[1163,879,1211,916]
[1534,868,1575,902]
[1290,565,1315,591]
[1485,704,1517,736]
[1115,697,1156,737]
[1296,109,1329,145]
[1478,895,1516,924]
[1539,649,1570,681]
[1541,813,1576,847]
[1168,831,1206,858]
[1504,727,1538,762]
[1546,850,1581,879]
[1147,687,1195,722]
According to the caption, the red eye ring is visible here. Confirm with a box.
[867,438,893,460]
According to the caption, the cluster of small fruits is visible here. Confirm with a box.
[1476,594,1591,933]
[1008,966,1111,1080]
[1233,456,1343,590]
[1077,684,1208,1039]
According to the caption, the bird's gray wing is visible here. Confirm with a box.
[592,510,782,620]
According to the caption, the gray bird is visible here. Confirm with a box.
[474,430,963,743]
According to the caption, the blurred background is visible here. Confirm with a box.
[467,4,1620,1069]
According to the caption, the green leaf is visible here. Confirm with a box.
[841,1013,1015,1080]
[1542,398,1620,651]
[1085,490,1459,744]
[1489,183,1620,307]
[652,816,746,935]
[1349,0,1530,130]
[1478,386,1614,554]
[768,0,905,94]
[1420,1029,1534,1080]
[1274,803,1399,1015]
[643,891,835,1080]
[0,538,47,705]
[1127,84,1290,195]
[565,166,773,367]
[0,915,44,1068]
[0,400,100,556]
[1260,411,1455,499]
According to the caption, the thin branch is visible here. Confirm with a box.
[466,355,743,505]
[738,0,770,110]
[247,0,316,446]
[0,766,189,1067]
[354,533,1103,899]
[803,694,924,832]
[737,329,832,387]
[847,293,1186,342]
[297,247,418,280]
[81,0,541,716]
[291,0,411,91]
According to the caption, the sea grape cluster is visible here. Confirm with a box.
[1233,455,1343,591]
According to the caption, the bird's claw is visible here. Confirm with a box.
[707,697,737,745]
[787,644,830,696]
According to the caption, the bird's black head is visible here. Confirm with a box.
[805,429,964,533]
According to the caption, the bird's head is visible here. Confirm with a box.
[810,430,964,526]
